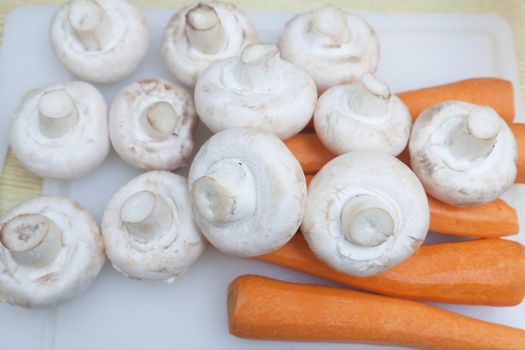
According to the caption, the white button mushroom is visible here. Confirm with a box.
[279,6,379,92]
[194,43,317,140]
[109,78,198,171]
[409,101,517,207]
[0,196,104,308]
[101,171,205,282]
[188,128,307,257]
[314,73,411,156]
[9,81,109,180]
[50,0,150,83]
[301,151,429,277]
[162,1,257,87]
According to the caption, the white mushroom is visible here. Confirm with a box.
[9,81,109,180]
[101,171,205,282]
[409,101,517,207]
[194,43,317,140]
[109,78,198,171]
[162,1,257,87]
[314,73,411,156]
[50,0,150,83]
[301,151,429,277]
[0,196,104,308]
[279,6,379,92]
[188,128,307,257]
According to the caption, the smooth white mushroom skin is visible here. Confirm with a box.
[101,171,205,282]
[301,151,429,277]
[194,43,317,140]
[314,74,411,156]
[50,0,150,83]
[9,81,110,180]
[162,1,257,87]
[0,197,104,308]
[409,101,517,207]
[109,78,198,171]
[188,128,307,257]
[279,6,379,92]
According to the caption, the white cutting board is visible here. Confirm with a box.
[0,5,524,350]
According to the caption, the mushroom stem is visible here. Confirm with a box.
[191,159,256,224]
[341,195,394,247]
[308,6,352,46]
[237,44,281,92]
[68,0,113,51]
[120,191,174,243]
[185,3,226,55]
[38,89,79,138]
[351,73,391,117]
[448,106,501,161]
[140,101,179,140]
[0,214,62,267]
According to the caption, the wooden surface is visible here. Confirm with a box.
[1,0,524,214]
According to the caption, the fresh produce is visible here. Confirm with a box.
[101,171,205,282]
[302,151,429,276]
[194,43,317,140]
[228,275,525,349]
[410,101,516,206]
[0,196,104,308]
[9,81,109,180]
[279,5,379,92]
[50,0,150,83]
[513,123,525,182]
[162,1,257,87]
[188,128,307,257]
[255,234,525,306]
[109,78,198,171]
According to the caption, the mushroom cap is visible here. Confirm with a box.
[50,0,150,83]
[194,44,317,140]
[409,101,517,206]
[9,81,110,180]
[314,79,411,156]
[0,196,105,308]
[188,128,307,257]
[101,171,205,282]
[301,151,429,277]
[109,78,198,171]
[278,6,379,92]
[162,1,257,87]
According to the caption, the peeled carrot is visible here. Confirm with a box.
[398,77,514,123]
[512,123,525,182]
[229,275,525,349]
[304,77,515,129]
[255,234,525,306]
[304,174,518,237]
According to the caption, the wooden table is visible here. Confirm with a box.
[1,0,524,214]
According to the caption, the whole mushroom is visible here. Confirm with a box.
[194,43,317,140]
[101,171,205,282]
[109,78,198,171]
[162,1,257,87]
[314,73,411,156]
[188,128,307,257]
[409,101,517,207]
[302,151,429,277]
[50,0,150,83]
[279,6,379,92]
[9,81,109,180]
[0,196,104,308]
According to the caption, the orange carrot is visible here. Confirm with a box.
[304,174,518,237]
[304,77,515,129]
[511,123,525,183]
[398,77,514,123]
[228,275,525,349]
[255,234,525,306]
